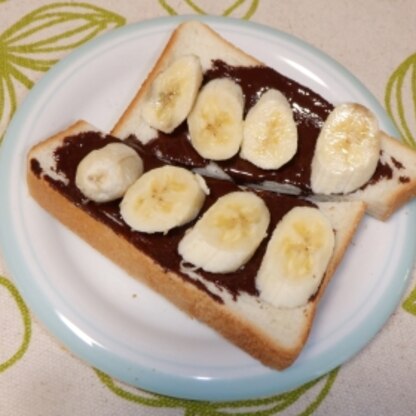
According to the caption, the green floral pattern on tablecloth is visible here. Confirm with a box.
[385,53,416,149]
[385,53,416,315]
[0,276,31,373]
[158,0,259,19]
[0,2,125,141]
[95,367,339,415]
[403,286,416,315]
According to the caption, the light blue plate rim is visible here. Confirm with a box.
[0,15,415,402]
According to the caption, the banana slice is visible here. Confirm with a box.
[141,55,203,133]
[75,142,143,203]
[187,78,244,160]
[256,206,335,309]
[178,191,270,273]
[240,89,298,169]
[120,165,207,234]
[311,103,380,194]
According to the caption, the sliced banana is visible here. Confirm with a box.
[187,78,244,160]
[311,103,380,194]
[178,191,270,273]
[240,89,298,169]
[256,206,335,309]
[75,142,143,203]
[141,55,203,133]
[120,165,207,234]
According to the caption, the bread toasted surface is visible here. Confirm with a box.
[27,120,365,370]
[112,20,416,221]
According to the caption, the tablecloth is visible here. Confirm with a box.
[1,1,416,415]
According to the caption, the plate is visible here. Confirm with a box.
[0,16,415,402]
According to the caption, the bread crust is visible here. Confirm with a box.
[364,133,416,220]
[27,120,365,370]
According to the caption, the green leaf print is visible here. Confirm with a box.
[0,276,32,373]
[95,367,339,415]
[403,286,416,315]
[159,0,259,19]
[386,54,416,315]
[0,2,125,141]
[385,53,416,148]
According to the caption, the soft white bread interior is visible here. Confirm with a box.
[111,20,416,221]
[27,120,365,370]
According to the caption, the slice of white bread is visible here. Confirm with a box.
[112,20,416,221]
[27,120,365,370]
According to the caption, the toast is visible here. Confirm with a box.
[112,20,416,221]
[27,120,365,370]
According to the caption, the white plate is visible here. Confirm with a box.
[1,16,415,401]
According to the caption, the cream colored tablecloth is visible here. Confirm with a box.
[1,1,416,415]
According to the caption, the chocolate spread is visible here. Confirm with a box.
[31,131,314,301]
[143,60,394,192]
